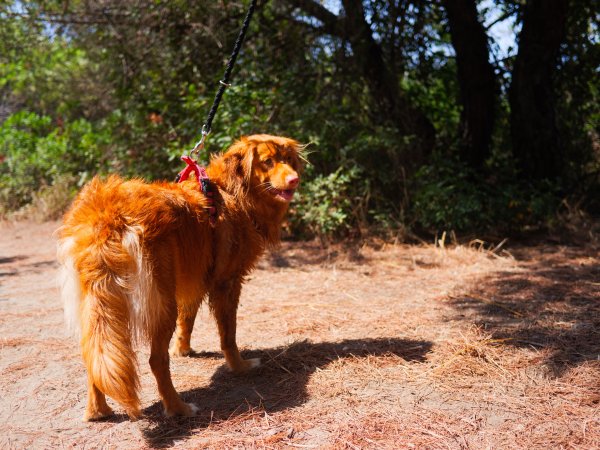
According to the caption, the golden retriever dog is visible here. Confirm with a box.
[57,134,302,421]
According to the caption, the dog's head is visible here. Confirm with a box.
[210,134,303,205]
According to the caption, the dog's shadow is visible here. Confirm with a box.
[140,337,431,447]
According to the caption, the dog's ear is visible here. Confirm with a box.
[223,139,255,190]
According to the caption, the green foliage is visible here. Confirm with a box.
[0,111,108,213]
[412,159,487,231]
[178,82,281,158]
[0,0,597,238]
[13,174,78,221]
[0,14,97,120]
[412,154,562,233]
[292,166,365,238]
[402,59,461,144]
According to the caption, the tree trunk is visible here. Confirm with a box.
[442,0,497,169]
[289,0,435,161]
[340,0,435,159]
[509,0,569,180]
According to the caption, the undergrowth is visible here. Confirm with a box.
[0,111,584,237]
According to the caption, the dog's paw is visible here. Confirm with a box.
[169,346,195,357]
[230,357,261,374]
[164,402,199,418]
[186,403,200,416]
[246,358,262,370]
[83,406,115,422]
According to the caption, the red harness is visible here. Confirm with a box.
[176,156,216,226]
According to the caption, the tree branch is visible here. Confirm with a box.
[287,0,346,38]
[484,9,517,31]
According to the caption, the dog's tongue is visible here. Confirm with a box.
[279,189,295,201]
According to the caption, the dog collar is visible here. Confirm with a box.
[175,156,216,226]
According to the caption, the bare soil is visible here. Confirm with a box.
[0,221,598,449]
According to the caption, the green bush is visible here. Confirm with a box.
[0,111,108,214]
[411,155,563,233]
[291,165,365,238]
[11,174,77,221]
[412,158,488,231]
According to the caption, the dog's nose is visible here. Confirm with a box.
[286,175,299,188]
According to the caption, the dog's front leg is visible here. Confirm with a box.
[170,308,199,357]
[210,279,261,373]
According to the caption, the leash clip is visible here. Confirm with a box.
[189,125,210,161]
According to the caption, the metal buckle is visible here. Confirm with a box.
[189,125,210,161]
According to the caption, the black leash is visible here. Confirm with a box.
[189,0,258,159]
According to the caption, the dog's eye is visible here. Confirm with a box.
[263,158,273,168]
[284,156,295,167]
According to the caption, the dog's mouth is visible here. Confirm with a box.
[270,188,296,202]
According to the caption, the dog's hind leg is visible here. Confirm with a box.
[210,279,261,374]
[84,373,114,421]
[149,327,199,417]
[170,307,199,357]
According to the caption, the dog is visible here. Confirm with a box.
[57,134,302,421]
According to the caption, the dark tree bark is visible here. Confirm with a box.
[509,0,569,180]
[442,0,497,169]
[289,0,435,160]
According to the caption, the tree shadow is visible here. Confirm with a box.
[0,256,28,278]
[261,241,370,270]
[0,256,28,264]
[447,245,599,374]
[0,257,56,278]
[140,337,431,448]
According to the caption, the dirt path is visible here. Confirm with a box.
[1,221,598,449]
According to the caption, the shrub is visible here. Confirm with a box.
[411,154,563,233]
[411,158,489,231]
[10,174,77,221]
[291,165,366,239]
[0,111,108,215]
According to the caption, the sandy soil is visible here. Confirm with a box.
[0,221,598,449]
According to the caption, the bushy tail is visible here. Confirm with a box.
[80,277,141,418]
[58,231,141,419]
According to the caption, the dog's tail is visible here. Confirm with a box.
[81,276,141,419]
[58,226,141,419]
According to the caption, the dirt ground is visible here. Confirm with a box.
[0,221,598,449]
